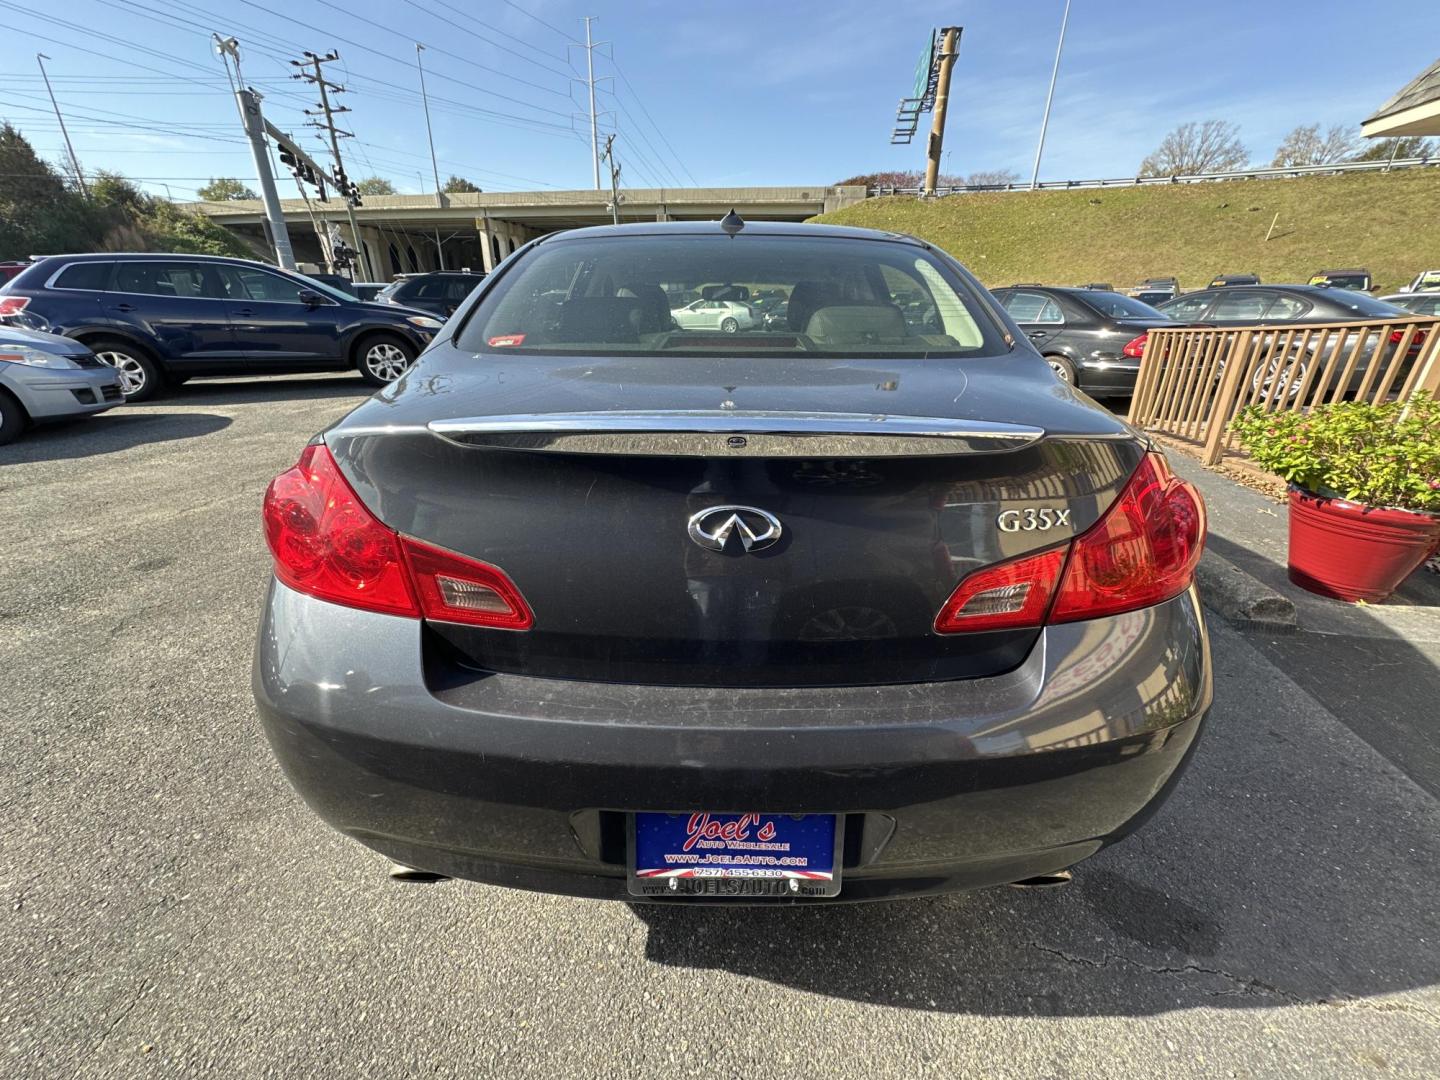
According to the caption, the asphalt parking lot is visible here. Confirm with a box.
[3,374,1438,1079]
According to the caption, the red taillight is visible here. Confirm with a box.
[934,548,1065,634]
[1049,454,1205,622]
[262,445,533,628]
[402,538,533,630]
[1122,333,1148,358]
[1391,328,1427,346]
[0,296,30,317]
[934,454,1205,633]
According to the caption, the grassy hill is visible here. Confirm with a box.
[809,169,1440,294]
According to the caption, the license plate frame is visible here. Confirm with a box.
[627,812,844,899]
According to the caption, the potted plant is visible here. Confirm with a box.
[1231,394,1440,602]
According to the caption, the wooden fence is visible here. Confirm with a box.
[1126,315,1440,464]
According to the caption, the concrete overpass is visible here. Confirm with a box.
[195,185,867,281]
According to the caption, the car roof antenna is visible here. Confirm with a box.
[719,209,745,235]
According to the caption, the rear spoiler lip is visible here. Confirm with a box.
[423,410,1051,457]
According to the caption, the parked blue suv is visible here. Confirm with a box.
[0,253,445,400]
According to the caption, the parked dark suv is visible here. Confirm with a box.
[375,271,486,318]
[989,285,1176,397]
[0,254,445,400]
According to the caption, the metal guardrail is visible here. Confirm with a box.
[869,156,1440,196]
[1126,317,1440,465]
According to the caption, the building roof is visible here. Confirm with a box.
[1362,57,1440,138]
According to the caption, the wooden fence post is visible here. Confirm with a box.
[1126,330,1165,425]
[1401,325,1440,416]
[1201,330,1253,465]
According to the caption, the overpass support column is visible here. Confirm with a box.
[476,216,496,273]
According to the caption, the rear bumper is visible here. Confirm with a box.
[1078,354,1140,396]
[254,581,1212,903]
[1,364,123,420]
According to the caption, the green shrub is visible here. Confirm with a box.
[1230,394,1440,513]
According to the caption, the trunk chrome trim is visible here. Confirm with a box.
[426,411,1046,457]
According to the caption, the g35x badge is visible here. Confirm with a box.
[997,507,1072,533]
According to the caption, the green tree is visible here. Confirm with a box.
[0,123,95,259]
[1352,136,1437,162]
[355,176,396,195]
[198,177,258,201]
[442,175,482,193]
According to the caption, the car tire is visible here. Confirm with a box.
[1045,354,1077,385]
[0,391,27,446]
[89,338,165,402]
[356,333,418,387]
[720,317,739,333]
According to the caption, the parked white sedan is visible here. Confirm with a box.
[669,298,757,333]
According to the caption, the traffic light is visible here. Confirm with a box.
[278,146,298,171]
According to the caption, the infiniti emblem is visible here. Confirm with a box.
[687,505,783,553]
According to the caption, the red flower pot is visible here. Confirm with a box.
[1287,487,1440,602]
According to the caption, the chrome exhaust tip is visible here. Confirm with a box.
[387,861,450,883]
[1008,870,1073,890]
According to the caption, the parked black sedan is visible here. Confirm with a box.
[375,271,487,318]
[254,221,1211,904]
[989,285,1176,397]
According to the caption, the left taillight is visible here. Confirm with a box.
[934,453,1205,634]
[262,444,532,629]
[1122,333,1148,358]
[0,296,30,317]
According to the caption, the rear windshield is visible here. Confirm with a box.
[1080,292,1170,319]
[1326,291,1408,316]
[457,234,1006,358]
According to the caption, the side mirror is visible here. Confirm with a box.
[297,289,325,307]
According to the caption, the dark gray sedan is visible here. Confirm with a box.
[254,221,1211,904]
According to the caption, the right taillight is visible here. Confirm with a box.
[1122,333,1148,358]
[934,453,1205,634]
[1049,454,1205,623]
[263,444,532,629]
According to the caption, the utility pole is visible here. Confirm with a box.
[415,43,444,208]
[1030,0,1071,190]
[35,54,87,199]
[922,28,960,197]
[235,88,296,268]
[581,17,603,189]
[293,51,371,281]
[601,133,621,224]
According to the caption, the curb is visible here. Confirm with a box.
[1195,550,1297,630]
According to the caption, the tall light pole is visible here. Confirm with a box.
[1029,0,1071,190]
[36,54,87,199]
[415,43,443,205]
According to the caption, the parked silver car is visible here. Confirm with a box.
[1380,292,1440,317]
[669,298,757,333]
[0,324,123,445]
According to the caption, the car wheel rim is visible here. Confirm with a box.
[721,319,738,333]
[1047,358,1072,383]
[365,342,411,381]
[95,351,146,395]
[1252,357,1306,398]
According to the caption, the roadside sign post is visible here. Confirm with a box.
[923,27,961,196]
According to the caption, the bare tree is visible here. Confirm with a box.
[1139,120,1248,177]
[965,169,1020,188]
[1352,135,1437,162]
[1271,124,1357,167]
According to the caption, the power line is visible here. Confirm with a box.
[498,0,572,39]
[408,0,571,68]
[609,59,699,187]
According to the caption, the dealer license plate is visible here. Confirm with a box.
[628,812,842,898]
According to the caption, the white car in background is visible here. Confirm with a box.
[669,298,757,333]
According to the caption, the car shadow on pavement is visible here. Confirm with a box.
[630,622,1440,1017]
[0,411,232,464]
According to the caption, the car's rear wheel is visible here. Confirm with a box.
[720,317,739,333]
[90,338,164,402]
[0,391,27,446]
[1045,354,1077,385]
[356,334,418,387]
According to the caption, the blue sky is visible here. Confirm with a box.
[0,0,1436,199]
